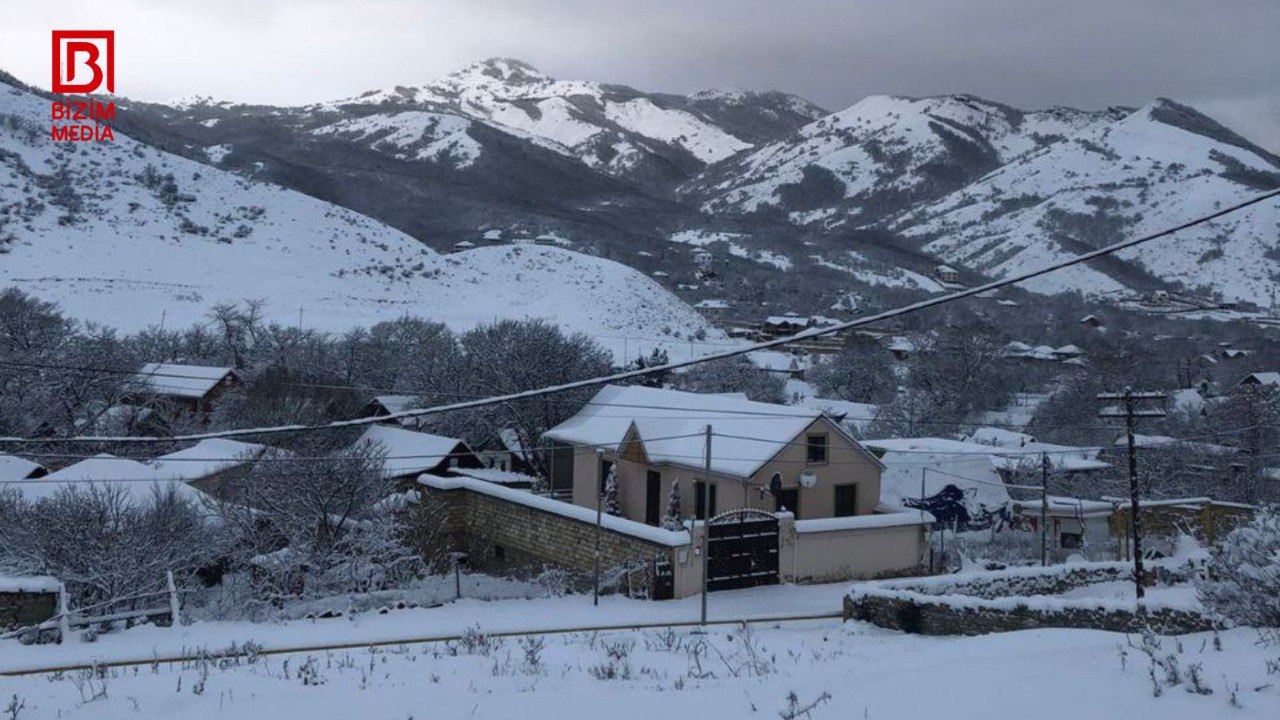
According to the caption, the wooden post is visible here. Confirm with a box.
[166,570,182,627]
[57,583,71,644]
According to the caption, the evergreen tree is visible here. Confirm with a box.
[661,480,684,530]
[603,466,621,516]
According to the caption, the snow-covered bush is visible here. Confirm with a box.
[0,483,219,609]
[1196,507,1280,627]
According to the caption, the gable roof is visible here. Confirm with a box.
[0,453,45,481]
[18,453,212,507]
[1241,372,1280,386]
[150,438,269,482]
[369,394,420,414]
[357,424,468,478]
[545,385,877,478]
[135,362,236,399]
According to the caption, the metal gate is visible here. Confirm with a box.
[706,508,779,592]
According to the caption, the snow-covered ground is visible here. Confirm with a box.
[2,615,1274,719]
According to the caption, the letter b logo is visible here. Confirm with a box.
[52,30,114,94]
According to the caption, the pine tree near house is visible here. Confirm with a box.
[661,480,683,530]
[604,466,621,516]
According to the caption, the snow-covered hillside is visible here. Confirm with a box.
[0,79,719,358]
[321,59,817,182]
[688,94,1123,226]
[890,99,1280,303]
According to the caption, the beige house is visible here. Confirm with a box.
[544,385,930,588]
[546,385,885,524]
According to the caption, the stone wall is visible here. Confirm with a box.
[0,591,58,631]
[844,592,1217,636]
[843,560,1216,636]
[410,483,687,598]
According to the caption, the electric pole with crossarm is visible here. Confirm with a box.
[1098,387,1166,600]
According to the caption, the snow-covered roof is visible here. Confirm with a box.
[357,424,467,478]
[765,315,808,326]
[798,397,878,433]
[150,438,268,482]
[135,362,236,399]
[0,453,44,481]
[1054,344,1083,356]
[545,385,864,478]
[1118,434,1237,455]
[863,438,1012,510]
[1241,372,1280,386]
[451,467,538,486]
[370,394,420,414]
[694,299,730,309]
[18,454,213,507]
[966,427,1036,447]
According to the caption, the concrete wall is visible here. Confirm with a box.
[783,523,928,584]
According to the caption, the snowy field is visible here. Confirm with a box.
[1,619,1275,719]
[1,578,1276,719]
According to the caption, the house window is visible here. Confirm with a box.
[1060,532,1083,550]
[493,545,506,561]
[695,481,717,520]
[806,434,828,464]
[774,488,799,519]
[834,484,858,517]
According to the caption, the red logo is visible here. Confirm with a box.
[50,30,116,141]
[52,30,114,94]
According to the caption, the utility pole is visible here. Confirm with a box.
[1098,387,1167,600]
[700,424,712,625]
[594,450,603,607]
[1040,453,1050,567]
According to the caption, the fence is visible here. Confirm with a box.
[1,571,185,644]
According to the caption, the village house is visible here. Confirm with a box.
[0,453,46,481]
[128,362,241,416]
[694,298,732,321]
[541,385,930,584]
[1238,371,1280,388]
[935,264,961,285]
[14,454,215,509]
[150,438,271,499]
[356,424,482,483]
[361,394,437,430]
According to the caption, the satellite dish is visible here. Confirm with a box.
[799,470,818,489]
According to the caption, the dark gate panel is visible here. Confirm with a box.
[706,509,779,592]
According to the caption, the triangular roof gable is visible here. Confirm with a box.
[745,415,885,478]
[619,422,652,465]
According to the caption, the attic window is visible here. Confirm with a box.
[806,434,828,464]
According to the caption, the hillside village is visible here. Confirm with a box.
[2,8,1280,717]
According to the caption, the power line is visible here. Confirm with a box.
[2,186,1277,447]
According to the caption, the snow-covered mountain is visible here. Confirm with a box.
[323,58,823,187]
[888,99,1280,303]
[685,94,1126,227]
[93,62,1280,311]
[0,78,719,359]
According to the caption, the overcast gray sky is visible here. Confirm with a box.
[4,0,1279,150]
